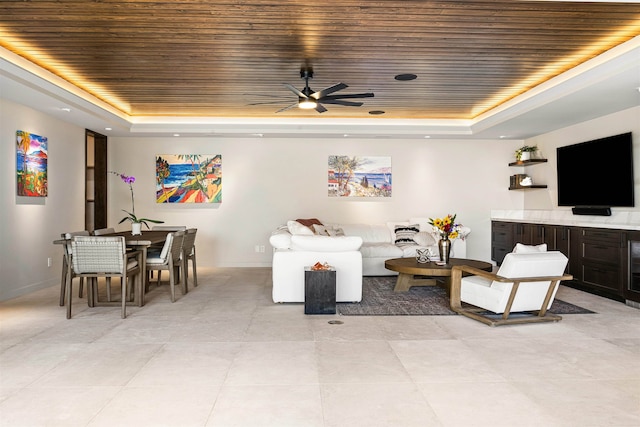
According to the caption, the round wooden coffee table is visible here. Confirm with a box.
[384,257,493,292]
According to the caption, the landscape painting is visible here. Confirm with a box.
[328,155,392,197]
[16,130,48,197]
[156,154,222,203]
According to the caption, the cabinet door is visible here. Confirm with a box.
[513,222,530,245]
[625,231,640,303]
[491,221,514,264]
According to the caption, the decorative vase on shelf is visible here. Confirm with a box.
[438,235,451,263]
[131,222,142,236]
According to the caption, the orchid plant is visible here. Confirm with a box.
[110,171,164,229]
[428,214,462,240]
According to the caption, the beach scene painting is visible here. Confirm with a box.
[16,130,48,197]
[328,155,392,197]
[156,154,222,203]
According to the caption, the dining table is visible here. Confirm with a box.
[53,229,171,307]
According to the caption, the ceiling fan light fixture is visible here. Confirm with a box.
[298,98,318,109]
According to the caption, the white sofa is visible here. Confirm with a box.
[269,218,470,303]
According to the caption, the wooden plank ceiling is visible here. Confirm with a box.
[1,1,639,120]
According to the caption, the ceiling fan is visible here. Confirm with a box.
[274,68,374,113]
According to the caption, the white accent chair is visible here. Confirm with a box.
[449,251,572,326]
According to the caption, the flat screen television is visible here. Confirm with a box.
[557,132,634,216]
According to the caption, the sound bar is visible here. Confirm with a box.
[572,206,612,216]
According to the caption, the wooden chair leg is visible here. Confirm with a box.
[60,257,68,306]
[169,268,176,303]
[191,256,198,287]
[106,277,112,302]
[121,275,127,319]
[65,266,73,319]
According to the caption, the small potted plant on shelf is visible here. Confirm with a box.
[515,145,539,162]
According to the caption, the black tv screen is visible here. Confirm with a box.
[557,132,634,208]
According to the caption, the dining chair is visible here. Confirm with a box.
[59,230,90,306]
[146,230,186,302]
[182,228,198,288]
[92,227,117,301]
[68,236,142,319]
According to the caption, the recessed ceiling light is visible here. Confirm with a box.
[173,133,180,137]
[369,110,385,115]
[424,135,431,138]
[394,73,417,81]
[60,107,71,112]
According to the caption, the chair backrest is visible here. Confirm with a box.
[93,227,115,236]
[493,251,569,312]
[62,230,90,256]
[496,251,568,281]
[182,228,197,258]
[71,236,126,274]
[152,225,187,231]
[169,231,185,264]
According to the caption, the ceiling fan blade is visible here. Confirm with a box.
[315,103,328,113]
[275,102,299,113]
[320,92,375,101]
[247,100,293,106]
[320,99,364,107]
[311,83,348,100]
[283,83,307,99]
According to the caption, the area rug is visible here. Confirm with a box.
[337,276,594,316]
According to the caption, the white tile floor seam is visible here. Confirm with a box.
[0,267,638,426]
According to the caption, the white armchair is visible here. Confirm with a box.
[449,251,572,326]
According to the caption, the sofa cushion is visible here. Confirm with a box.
[339,223,391,243]
[290,235,363,252]
[394,224,420,247]
[287,220,314,235]
[314,224,345,236]
[360,242,403,258]
[269,230,292,249]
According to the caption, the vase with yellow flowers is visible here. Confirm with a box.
[428,214,462,263]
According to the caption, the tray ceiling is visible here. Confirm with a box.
[1,0,639,124]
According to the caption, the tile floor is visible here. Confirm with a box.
[0,267,639,427]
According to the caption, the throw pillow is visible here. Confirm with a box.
[295,218,324,232]
[327,227,345,237]
[414,231,436,247]
[513,242,547,253]
[287,220,314,235]
[394,224,419,247]
[313,224,330,236]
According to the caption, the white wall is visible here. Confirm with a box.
[2,97,637,301]
[108,136,517,269]
[0,98,85,300]
[523,106,640,212]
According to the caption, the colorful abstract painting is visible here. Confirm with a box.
[16,130,48,197]
[328,156,392,197]
[156,154,222,203]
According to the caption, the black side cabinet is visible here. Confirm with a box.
[304,268,336,314]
